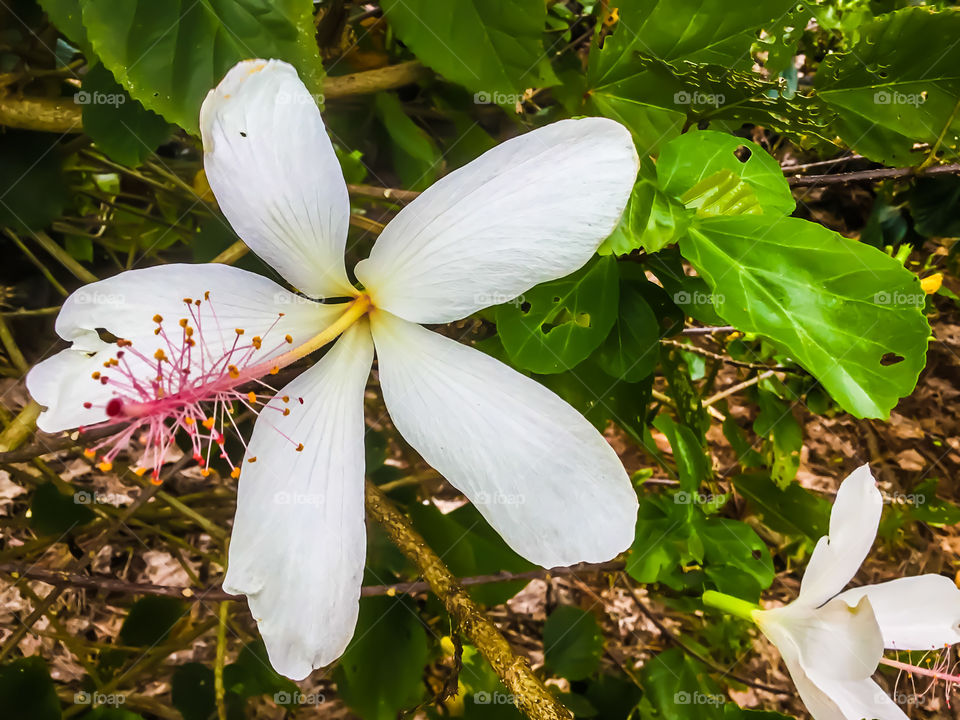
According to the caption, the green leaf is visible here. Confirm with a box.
[639,648,725,720]
[171,663,215,720]
[733,473,829,541]
[0,131,69,232]
[653,414,707,493]
[656,131,794,216]
[29,482,95,536]
[815,7,960,166]
[410,503,534,606]
[594,0,798,75]
[680,215,930,419]
[909,176,960,238]
[80,63,171,167]
[543,606,604,681]
[496,256,619,374]
[38,0,90,52]
[335,596,428,720]
[599,158,689,255]
[627,495,773,599]
[0,657,61,720]
[223,640,298,700]
[753,389,801,489]
[79,0,325,133]
[584,0,797,151]
[373,92,442,191]
[596,267,661,382]
[119,596,184,646]
[379,0,557,95]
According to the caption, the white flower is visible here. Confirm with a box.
[749,465,960,720]
[26,60,641,678]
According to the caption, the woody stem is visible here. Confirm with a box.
[363,480,573,720]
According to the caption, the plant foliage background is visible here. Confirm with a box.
[1,0,960,718]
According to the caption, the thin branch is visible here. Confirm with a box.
[364,480,573,720]
[0,560,625,603]
[786,163,960,187]
[0,62,428,133]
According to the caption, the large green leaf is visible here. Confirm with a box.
[373,92,442,191]
[496,256,619,374]
[680,215,930,419]
[656,131,794,216]
[0,657,61,720]
[543,606,605,681]
[0,131,69,233]
[119,596,185,646]
[733,473,829,541]
[584,0,796,151]
[815,7,960,166]
[379,0,557,96]
[78,0,325,133]
[80,63,171,167]
[334,596,428,720]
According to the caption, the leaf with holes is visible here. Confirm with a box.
[79,0,325,133]
[656,131,795,216]
[680,215,930,419]
[495,256,619,374]
[815,7,960,166]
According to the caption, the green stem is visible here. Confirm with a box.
[702,590,759,622]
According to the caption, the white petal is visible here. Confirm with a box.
[799,464,882,607]
[200,59,352,298]
[756,595,883,682]
[803,673,909,720]
[354,118,639,323]
[836,575,960,650]
[224,321,373,679]
[370,312,637,568]
[27,263,338,433]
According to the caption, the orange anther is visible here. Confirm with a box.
[295,443,304,452]
[284,334,293,344]
[230,467,241,479]
[202,417,216,429]
[247,391,257,404]
[251,336,262,349]
[153,314,163,323]
[97,460,113,472]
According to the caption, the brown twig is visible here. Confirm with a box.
[786,163,960,187]
[0,62,428,133]
[0,561,624,603]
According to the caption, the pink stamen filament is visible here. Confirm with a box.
[80,294,370,481]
